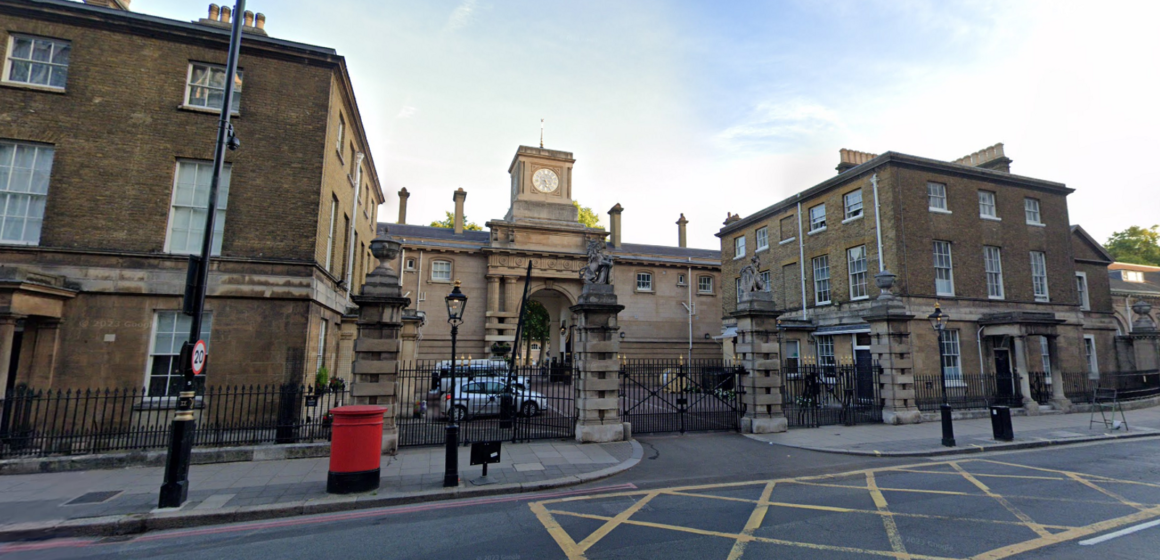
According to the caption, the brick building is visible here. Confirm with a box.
[0,0,382,395]
[717,144,1124,410]
[386,145,722,362]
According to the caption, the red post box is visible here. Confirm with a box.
[327,405,387,494]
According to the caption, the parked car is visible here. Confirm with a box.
[440,379,546,421]
[430,360,527,394]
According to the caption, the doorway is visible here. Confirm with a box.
[994,348,1018,406]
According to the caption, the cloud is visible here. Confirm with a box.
[714,99,846,153]
[445,0,479,33]
[396,105,417,119]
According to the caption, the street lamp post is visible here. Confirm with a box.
[928,303,955,447]
[158,0,245,509]
[443,281,468,488]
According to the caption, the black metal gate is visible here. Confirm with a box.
[620,359,744,434]
[395,360,577,447]
[782,362,883,428]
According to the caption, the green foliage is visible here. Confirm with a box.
[574,201,602,229]
[1106,225,1160,266]
[315,366,329,388]
[429,211,483,231]
[521,300,551,344]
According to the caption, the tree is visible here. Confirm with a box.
[520,300,550,363]
[1106,225,1160,266]
[429,211,482,231]
[574,201,602,229]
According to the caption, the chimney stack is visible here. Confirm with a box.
[220,5,232,23]
[243,10,254,27]
[836,149,879,174]
[255,13,266,30]
[397,188,410,225]
[723,212,740,225]
[608,203,623,249]
[676,213,688,248]
[452,188,467,235]
[208,4,219,20]
[953,143,1011,173]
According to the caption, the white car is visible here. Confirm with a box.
[431,361,527,394]
[440,379,546,421]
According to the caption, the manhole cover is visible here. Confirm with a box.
[64,491,123,505]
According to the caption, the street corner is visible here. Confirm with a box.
[528,458,1160,559]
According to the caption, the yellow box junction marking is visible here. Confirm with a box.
[530,458,1160,560]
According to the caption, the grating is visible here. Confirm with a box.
[64,490,123,505]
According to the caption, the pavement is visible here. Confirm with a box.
[0,439,641,541]
[748,405,1160,456]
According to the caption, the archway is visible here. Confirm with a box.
[524,287,576,365]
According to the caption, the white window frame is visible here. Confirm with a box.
[978,190,999,220]
[735,277,742,303]
[734,235,746,259]
[1076,271,1090,311]
[932,241,955,296]
[165,160,230,256]
[760,270,771,293]
[1030,251,1049,302]
[183,62,243,114]
[755,227,769,251]
[812,255,831,305]
[336,114,346,159]
[2,34,70,90]
[1039,335,1052,382]
[0,141,54,246]
[1083,335,1099,375]
[146,311,212,398]
[984,246,1004,299]
[939,330,963,384]
[677,273,686,286]
[405,258,416,271]
[1024,197,1043,225]
[815,335,836,367]
[698,275,713,294]
[928,182,949,212]
[808,204,827,233]
[848,245,869,300]
[636,271,653,292]
[843,189,863,221]
[1123,270,1144,283]
[325,195,338,272]
[316,319,328,374]
[431,260,452,282]
[785,340,801,376]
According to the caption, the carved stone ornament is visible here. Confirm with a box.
[875,270,897,300]
[580,239,614,285]
[738,254,765,293]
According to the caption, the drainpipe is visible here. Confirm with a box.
[797,201,808,319]
[344,152,365,301]
[872,173,884,272]
[398,246,405,286]
[687,257,694,363]
[977,325,986,379]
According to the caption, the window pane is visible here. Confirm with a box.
[169,161,229,255]
[848,246,868,298]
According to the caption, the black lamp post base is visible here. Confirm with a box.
[158,417,196,508]
[443,423,460,488]
[940,403,956,447]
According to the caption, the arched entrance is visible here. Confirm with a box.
[524,286,576,365]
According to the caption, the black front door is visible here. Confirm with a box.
[994,349,1016,405]
[854,348,874,402]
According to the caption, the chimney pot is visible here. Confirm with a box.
[608,203,624,249]
[676,213,688,248]
[220,5,231,23]
[256,13,266,29]
[397,188,410,225]
[452,188,467,235]
[208,4,219,20]
[243,10,254,27]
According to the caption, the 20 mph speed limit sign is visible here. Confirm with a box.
[191,340,207,376]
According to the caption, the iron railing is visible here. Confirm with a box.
[0,384,348,459]
[1026,371,1052,406]
[394,360,577,447]
[781,362,883,428]
[1061,370,1160,404]
[913,373,1022,411]
[619,359,744,434]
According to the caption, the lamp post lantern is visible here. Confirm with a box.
[443,281,468,487]
[927,302,955,447]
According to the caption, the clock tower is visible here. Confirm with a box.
[505,145,579,224]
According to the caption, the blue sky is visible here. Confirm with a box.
[134,0,1159,248]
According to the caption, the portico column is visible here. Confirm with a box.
[28,318,61,389]
[0,316,18,397]
[503,276,518,313]
[1047,336,1071,411]
[732,290,786,434]
[487,276,500,314]
[570,283,625,443]
[1012,335,1039,415]
[351,236,411,455]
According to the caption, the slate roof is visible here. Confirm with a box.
[1109,266,1160,295]
[612,243,718,261]
[379,223,490,244]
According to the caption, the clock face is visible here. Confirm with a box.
[532,168,559,193]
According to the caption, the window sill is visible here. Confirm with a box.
[842,214,864,224]
[1034,297,1050,303]
[179,104,241,117]
[336,150,345,164]
[0,80,66,94]
[1027,221,1046,228]
[980,215,1002,221]
[635,289,655,294]
[850,296,870,301]
[0,240,39,246]
[779,238,796,245]
[807,227,827,236]
[697,291,716,297]
[988,295,1005,300]
[430,278,452,284]
[937,292,956,298]
[815,301,832,307]
[755,246,769,253]
[733,255,746,260]
[928,208,952,214]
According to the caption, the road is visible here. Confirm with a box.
[3,433,1160,559]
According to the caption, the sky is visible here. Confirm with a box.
[135,0,1160,250]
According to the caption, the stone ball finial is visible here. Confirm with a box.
[1132,299,1152,317]
[370,233,402,263]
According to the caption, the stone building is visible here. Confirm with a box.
[0,0,382,395]
[386,146,722,362]
[1109,262,1160,335]
[717,144,1124,409]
